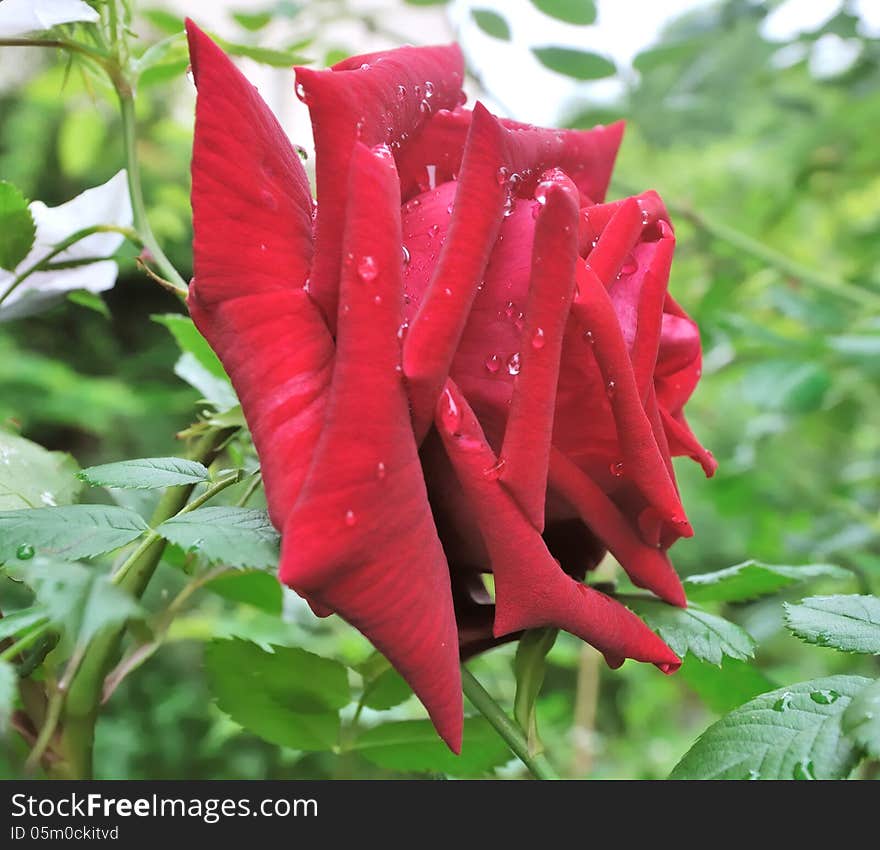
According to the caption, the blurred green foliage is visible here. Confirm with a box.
[1,0,879,779]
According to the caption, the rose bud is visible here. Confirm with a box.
[184,21,715,753]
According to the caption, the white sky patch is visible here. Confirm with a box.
[0,0,99,38]
[760,0,842,42]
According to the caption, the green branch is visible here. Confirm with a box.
[461,666,558,780]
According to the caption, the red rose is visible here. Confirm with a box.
[185,21,715,753]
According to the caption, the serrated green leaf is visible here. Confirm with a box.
[532,47,616,80]
[174,352,238,410]
[205,638,349,750]
[626,597,756,666]
[0,505,148,562]
[156,507,279,569]
[79,457,210,490]
[671,675,872,780]
[0,660,15,732]
[784,595,880,654]
[207,569,283,615]
[679,656,777,714]
[14,558,141,653]
[530,0,596,26]
[354,718,511,776]
[0,182,36,271]
[842,678,880,759]
[472,9,511,40]
[0,607,48,643]
[0,431,81,511]
[684,560,851,604]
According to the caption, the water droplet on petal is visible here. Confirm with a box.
[483,458,505,480]
[444,287,453,297]
[419,99,431,115]
[609,461,625,478]
[16,543,34,560]
[504,301,516,319]
[357,255,379,283]
[259,243,267,253]
[496,166,509,186]
[429,223,440,238]
[344,510,357,527]
[295,81,309,103]
[531,328,546,349]
[396,84,406,100]
[401,244,411,265]
[397,321,409,340]
[414,84,422,97]
[373,294,383,305]
[376,462,387,480]
[439,387,462,435]
[583,330,595,344]
[810,689,840,705]
[424,80,434,98]
[606,379,617,398]
[484,353,500,374]
[446,203,454,215]
[621,253,638,275]
[507,352,521,376]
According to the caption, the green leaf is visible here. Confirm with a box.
[205,638,349,750]
[0,660,15,733]
[530,0,596,26]
[0,505,148,562]
[0,431,81,511]
[78,457,210,490]
[156,507,279,569]
[532,47,616,80]
[0,182,36,271]
[232,11,273,31]
[152,314,229,380]
[354,718,512,776]
[784,595,880,654]
[15,558,141,652]
[67,290,110,318]
[142,10,185,34]
[679,656,777,714]
[742,360,830,413]
[472,9,511,40]
[363,667,413,711]
[626,597,756,666]
[842,678,880,759]
[174,353,239,410]
[207,569,283,615]
[0,607,49,643]
[684,560,851,604]
[216,38,309,67]
[670,675,872,780]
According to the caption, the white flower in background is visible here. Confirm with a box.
[0,171,133,321]
[0,0,99,38]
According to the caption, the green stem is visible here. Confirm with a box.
[0,225,141,307]
[54,427,234,778]
[0,622,52,663]
[513,628,557,754]
[461,666,558,780]
[117,92,187,292]
[0,38,110,64]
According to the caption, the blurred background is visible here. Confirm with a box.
[1,0,879,778]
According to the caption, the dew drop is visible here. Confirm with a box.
[376,462,387,480]
[397,321,409,340]
[620,253,638,275]
[640,208,650,225]
[424,80,434,98]
[513,311,525,331]
[344,509,357,527]
[185,64,195,86]
[484,353,501,374]
[295,81,309,103]
[531,327,546,349]
[810,689,840,705]
[495,166,509,186]
[16,543,34,560]
[483,458,505,481]
[373,294,383,305]
[396,84,407,100]
[401,244,411,265]
[773,692,794,712]
[446,203,454,215]
[413,84,422,98]
[583,330,595,344]
[419,99,432,115]
[606,379,617,398]
[443,287,453,297]
[259,243,267,253]
[504,300,516,319]
[609,461,625,478]
[357,255,379,283]
[746,769,761,781]
[429,223,440,238]
[507,352,521,376]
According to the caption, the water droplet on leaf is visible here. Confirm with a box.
[792,759,816,780]
[16,543,34,560]
[810,689,840,705]
[773,692,794,712]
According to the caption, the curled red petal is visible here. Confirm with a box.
[185,21,331,525]
[295,44,465,328]
[499,173,580,530]
[437,380,680,672]
[279,143,462,752]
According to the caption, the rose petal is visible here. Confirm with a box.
[279,144,462,752]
